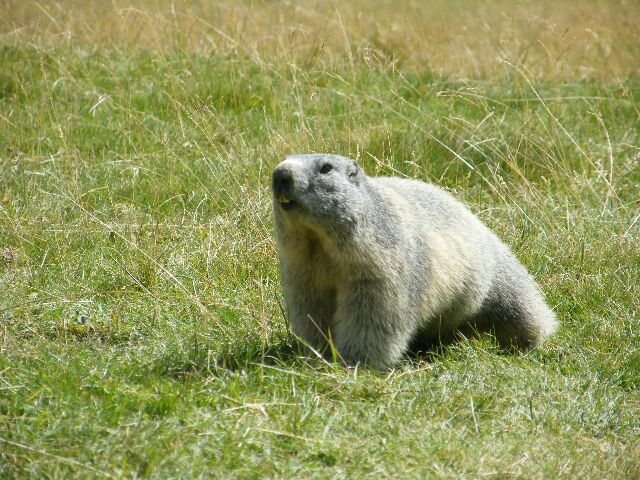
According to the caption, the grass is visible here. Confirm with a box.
[1,0,639,478]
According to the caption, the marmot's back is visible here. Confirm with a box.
[371,176,490,237]
[273,154,558,368]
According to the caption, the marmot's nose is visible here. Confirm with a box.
[272,165,294,196]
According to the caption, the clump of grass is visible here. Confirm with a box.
[1,1,639,478]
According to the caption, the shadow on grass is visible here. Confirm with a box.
[149,333,310,380]
[212,335,306,371]
[149,325,534,380]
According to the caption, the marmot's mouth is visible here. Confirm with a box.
[277,192,290,204]
[276,193,298,211]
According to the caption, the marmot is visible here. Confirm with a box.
[272,153,558,369]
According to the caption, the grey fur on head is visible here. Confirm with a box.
[272,153,558,369]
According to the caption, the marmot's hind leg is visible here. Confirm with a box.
[470,275,558,349]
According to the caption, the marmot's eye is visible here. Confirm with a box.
[319,163,333,174]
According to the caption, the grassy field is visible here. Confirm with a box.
[1,0,639,478]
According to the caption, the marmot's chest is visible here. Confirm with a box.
[301,236,344,289]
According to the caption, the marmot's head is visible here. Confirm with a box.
[272,154,366,238]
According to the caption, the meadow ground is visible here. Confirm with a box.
[1,1,639,478]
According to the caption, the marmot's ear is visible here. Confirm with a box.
[348,161,359,179]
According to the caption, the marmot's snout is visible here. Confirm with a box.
[272,164,296,208]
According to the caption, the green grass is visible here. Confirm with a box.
[1,1,639,478]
